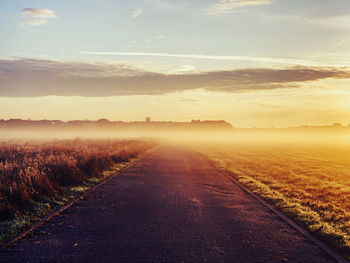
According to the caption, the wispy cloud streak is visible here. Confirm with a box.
[22,8,56,18]
[203,0,272,14]
[331,40,347,48]
[131,9,144,18]
[79,51,320,66]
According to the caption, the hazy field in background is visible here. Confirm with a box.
[1,126,349,145]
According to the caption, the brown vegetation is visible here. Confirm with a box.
[0,139,155,221]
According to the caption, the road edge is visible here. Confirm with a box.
[0,145,159,252]
[199,152,349,263]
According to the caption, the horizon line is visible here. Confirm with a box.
[1,118,348,129]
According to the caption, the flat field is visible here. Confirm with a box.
[196,139,350,256]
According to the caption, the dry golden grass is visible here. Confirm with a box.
[0,138,156,243]
[196,141,350,256]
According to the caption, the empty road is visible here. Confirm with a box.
[0,146,339,262]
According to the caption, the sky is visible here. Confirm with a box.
[0,0,350,127]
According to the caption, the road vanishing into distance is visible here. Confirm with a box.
[0,146,341,262]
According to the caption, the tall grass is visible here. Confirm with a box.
[196,141,350,258]
[0,139,155,221]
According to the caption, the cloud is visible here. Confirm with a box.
[310,15,350,29]
[0,58,349,97]
[169,65,196,74]
[22,8,56,18]
[144,0,175,10]
[154,35,191,42]
[131,9,144,18]
[203,0,272,14]
[23,19,47,26]
[79,51,320,66]
[22,8,57,26]
[263,13,350,30]
[331,40,347,48]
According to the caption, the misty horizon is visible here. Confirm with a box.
[1,117,350,129]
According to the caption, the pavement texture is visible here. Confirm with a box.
[0,146,338,263]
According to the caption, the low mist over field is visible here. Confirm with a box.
[0,118,349,146]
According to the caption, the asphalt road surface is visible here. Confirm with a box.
[0,146,339,262]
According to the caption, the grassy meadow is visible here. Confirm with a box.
[0,138,156,243]
[195,139,350,257]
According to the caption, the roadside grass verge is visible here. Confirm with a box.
[196,142,350,259]
[0,139,156,244]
